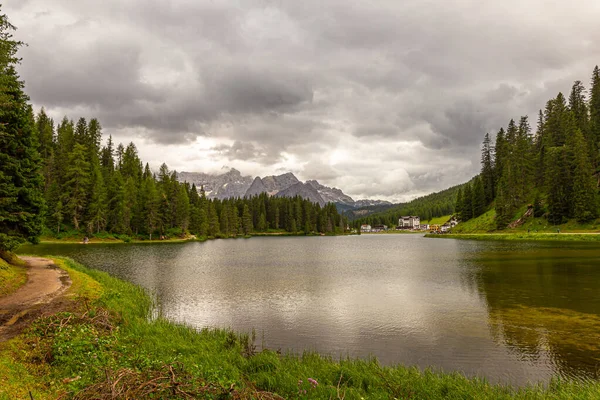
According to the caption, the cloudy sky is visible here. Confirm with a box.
[6,0,600,202]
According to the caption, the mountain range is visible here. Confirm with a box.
[177,169,391,209]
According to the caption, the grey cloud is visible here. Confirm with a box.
[204,65,314,115]
[7,0,600,200]
[211,141,263,162]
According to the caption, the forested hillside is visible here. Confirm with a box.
[33,113,346,239]
[455,67,600,229]
[352,183,464,227]
[356,67,600,231]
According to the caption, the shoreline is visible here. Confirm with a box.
[424,232,600,242]
[37,231,352,245]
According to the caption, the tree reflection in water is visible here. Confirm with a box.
[465,247,600,380]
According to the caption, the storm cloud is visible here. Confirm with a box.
[7,0,600,201]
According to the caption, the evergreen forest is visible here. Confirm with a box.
[459,69,600,228]
[34,111,348,240]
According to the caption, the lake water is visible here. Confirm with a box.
[18,235,600,386]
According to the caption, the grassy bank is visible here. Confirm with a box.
[2,258,600,399]
[441,206,600,241]
[0,251,27,297]
[425,233,600,242]
[38,230,344,244]
[424,215,452,225]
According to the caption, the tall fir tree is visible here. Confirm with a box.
[461,183,473,221]
[0,11,44,251]
[242,204,253,235]
[545,147,570,224]
[86,161,107,233]
[569,129,598,222]
[62,143,90,230]
[568,80,589,140]
[589,66,600,170]
[472,177,486,218]
[480,133,495,204]
[494,128,507,186]
[454,188,464,220]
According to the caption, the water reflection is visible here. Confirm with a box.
[462,242,600,380]
[18,236,600,385]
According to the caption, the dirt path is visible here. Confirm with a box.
[0,257,71,342]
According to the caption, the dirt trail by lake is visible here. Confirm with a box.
[0,257,71,342]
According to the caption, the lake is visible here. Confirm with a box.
[18,235,600,386]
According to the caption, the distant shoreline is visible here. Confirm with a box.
[36,231,349,245]
[425,232,600,242]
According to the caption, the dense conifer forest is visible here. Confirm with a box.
[461,68,600,228]
[34,111,347,239]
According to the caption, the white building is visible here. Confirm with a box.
[360,224,372,233]
[398,216,420,229]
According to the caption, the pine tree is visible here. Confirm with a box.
[62,143,90,231]
[101,135,115,172]
[207,201,220,236]
[569,80,589,140]
[515,116,533,201]
[36,108,54,162]
[0,12,45,251]
[590,66,600,169]
[107,170,126,233]
[141,175,159,238]
[472,177,486,218]
[545,93,569,147]
[228,202,239,236]
[122,177,137,233]
[570,129,598,222]
[220,202,230,235]
[534,110,546,186]
[545,147,570,224]
[494,128,507,185]
[242,204,253,235]
[481,133,495,204]
[495,174,512,229]
[87,118,102,156]
[454,188,463,220]
[461,183,473,221]
[86,162,107,233]
[175,185,190,232]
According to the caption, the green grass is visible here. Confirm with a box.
[426,232,600,242]
[450,208,497,233]
[425,215,452,225]
[0,251,27,297]
[39,230,344,244]
[2,257,600,399]
[446,204,600,238]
